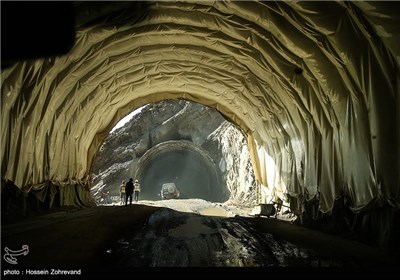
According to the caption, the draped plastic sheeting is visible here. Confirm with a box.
[1,1,399,213]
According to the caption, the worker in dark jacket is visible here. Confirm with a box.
[125,178,134,205]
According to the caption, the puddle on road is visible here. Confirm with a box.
[169,217,218,237]
[198,207,232,217]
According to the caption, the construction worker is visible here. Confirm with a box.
[134,179,141,202]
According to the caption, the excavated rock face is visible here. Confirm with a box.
[91,100,259,205]
[203,121,259,206]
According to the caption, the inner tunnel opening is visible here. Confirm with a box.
[135,140,222,201]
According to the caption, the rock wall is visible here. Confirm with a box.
[204,121,260,206]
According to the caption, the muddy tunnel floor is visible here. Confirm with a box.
[104,208,346,267]
[1,200,399,276]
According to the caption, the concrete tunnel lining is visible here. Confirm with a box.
[134,140,225,202]
[1,0,399,233]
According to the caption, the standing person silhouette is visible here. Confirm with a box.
[134,179,141,202]
[125,178,134,205]
[120,180,126,205]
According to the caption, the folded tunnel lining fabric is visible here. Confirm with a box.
[1,1,399,213]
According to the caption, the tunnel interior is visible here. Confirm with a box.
[135,141,226,202]
[1,1,399,248]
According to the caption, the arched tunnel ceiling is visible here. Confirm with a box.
[1,1,399,213]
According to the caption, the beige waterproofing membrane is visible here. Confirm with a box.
[1,1,399,214]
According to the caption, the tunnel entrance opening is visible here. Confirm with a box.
[135,140,225,202]
[90,99,244,206]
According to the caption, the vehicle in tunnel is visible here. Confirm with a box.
[161,183,180,200]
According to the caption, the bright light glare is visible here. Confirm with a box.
[110,106,145,133]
